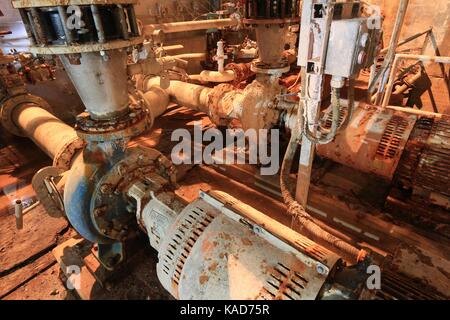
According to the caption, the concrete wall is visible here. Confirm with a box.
[369,0,450,56]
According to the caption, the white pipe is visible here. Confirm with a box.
[171,53,206,60]
[190,70,235,83]
[142,77,212,113]
[143,18,238,35]
[217,40,225,72]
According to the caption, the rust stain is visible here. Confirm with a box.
[199,274,209,285]
[201,238,215,252]
[241,238,252,246]
[208,262,219,272]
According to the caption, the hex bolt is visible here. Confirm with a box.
[100,184,111,194]
[94,207,106,217]
[317,264,327,275]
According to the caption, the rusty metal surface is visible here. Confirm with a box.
[91,146,176,242]
[385,242,450,298]
[206,83,235,126]
[52,136,84,170]
[390,114,450,237]
[414,115,450,201]
[178,206,333,300]
[317,104,417,180]
[157,190,341,300]
[31,166,65,217]
[225,62,255,86]
[75,105,149,142]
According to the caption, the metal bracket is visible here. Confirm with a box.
[32,166,65,217]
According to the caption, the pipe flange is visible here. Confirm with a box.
[32,166,65,218]
[207,83,235,126]
[250,60,290,75]
[53,137,85,170]
[90,146,176,241]
[75,104,149,142]
[225,63,255,86]
[0,94,51,137]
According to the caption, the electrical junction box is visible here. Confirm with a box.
[325,17,380,78]
[297,1,381,79]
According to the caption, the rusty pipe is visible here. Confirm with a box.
[12,103,79,160]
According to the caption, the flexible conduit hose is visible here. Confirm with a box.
[302,79,355,144]
[280,103,367,264]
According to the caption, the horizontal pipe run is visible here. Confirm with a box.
[12,103,78,160]
[142,78,212,113]
[190,70,235,83]
[143,18,238,35]
[171,53,207,60]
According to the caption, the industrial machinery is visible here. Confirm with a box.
[1,0,448,300]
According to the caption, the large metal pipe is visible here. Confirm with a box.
[12,103,78,160]
[142,77,212,113]
[143,18,238,35]
[60,50,130,120]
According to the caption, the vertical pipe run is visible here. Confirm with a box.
[370,0,409,103]
[18,9,36,45]
[127,6,139,36]
[30,8,48,44]
[57,6,74,44]
[15,199,23,230]
[91,5,106,43]
[117,5,129,40]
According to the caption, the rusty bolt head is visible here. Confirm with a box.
[117,163,128,176]
[100,184,112,194]
[316,264,327,275]
[94,207,106,217]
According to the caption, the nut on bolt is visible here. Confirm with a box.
[100,183,112,194]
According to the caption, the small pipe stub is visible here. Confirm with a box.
[14,199,23,230]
